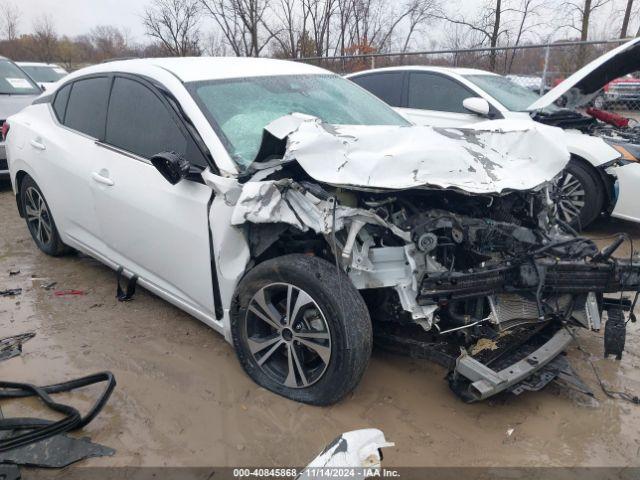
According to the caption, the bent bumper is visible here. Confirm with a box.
[452,328,573,401]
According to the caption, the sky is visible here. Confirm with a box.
[14,0,151,41]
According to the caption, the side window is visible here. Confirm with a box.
[350,72,403,107]
[408,73,474,113]
[52,84,71,122]
[64,77,111,138]
[106,77,196,163]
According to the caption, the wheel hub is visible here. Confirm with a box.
[244,282,332,389]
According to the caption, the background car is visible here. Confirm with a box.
[0,56,42,178]
[17,62,69,91]
[347,62,630,229]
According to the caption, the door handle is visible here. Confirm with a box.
[91,171,115,186]
[30,139,46,151]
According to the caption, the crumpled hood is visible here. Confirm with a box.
[528,37,640,110]
[263,114,570,195]
[0,94,39,121]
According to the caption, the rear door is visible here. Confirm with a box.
[400,72,479,127]
[90,75,216,317]
[348,71,405,108]
[37,76,111,251]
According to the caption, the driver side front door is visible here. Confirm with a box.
[398,72,480,127]
[90,75,217,321]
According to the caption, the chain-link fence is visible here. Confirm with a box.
[296,39,640,118]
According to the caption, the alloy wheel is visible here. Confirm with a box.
[244,282,332,389]
[24,187,53,247]
[555,171,586,224]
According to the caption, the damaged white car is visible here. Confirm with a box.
[348,37,640,229]
[5,58,640,405]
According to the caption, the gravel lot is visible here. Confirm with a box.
[1,177,640,470]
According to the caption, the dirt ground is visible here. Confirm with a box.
[1,178,640,470]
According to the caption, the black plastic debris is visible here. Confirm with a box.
[116,267,137,302]
[40,282,57,291]
[0,333,35,363]
[0,289,21,298]
[0,372,116,455]
[0,434,114,468]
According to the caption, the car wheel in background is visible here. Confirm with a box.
[232,254,372,405]
[593,95,608,110]
[555,159,604,230]
[20,175,70,256]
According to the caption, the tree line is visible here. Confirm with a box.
[1,0,639,72]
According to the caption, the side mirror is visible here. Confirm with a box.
[463,97,491,117]
[150,151,190,185]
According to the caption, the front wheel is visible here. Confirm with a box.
[232,254,372,405]
[555,159,604,230]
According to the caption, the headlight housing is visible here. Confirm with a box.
[608,142,640,163]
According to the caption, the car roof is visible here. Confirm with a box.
[67,57,330,83]
[16,62,62,67]
[346,66,498,77]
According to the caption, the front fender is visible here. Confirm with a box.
[563,130,621,167]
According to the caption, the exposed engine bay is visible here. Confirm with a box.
[226,114,640,402]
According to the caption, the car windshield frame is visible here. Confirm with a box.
[20,65,67,83]
[186,73,410,169]
[0,60,41,95]
[463,73,548,112]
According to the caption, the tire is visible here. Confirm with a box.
[20,175,69,256]
[231,254,372,405]
[555,159,604,230]
[593,95,607,110]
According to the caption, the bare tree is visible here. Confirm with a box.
[90,25,132,61]
[267,0,312,58]
[201,0,277,56]
[505,0,549,72]
[620,0,634,37]
[2,1,20,41]
[561,0,612,65]
[31,15,58,63]
[143,0,201,56]
[400,0,440,53]
[437,0,508,70]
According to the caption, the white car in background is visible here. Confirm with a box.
[7,57,640,404]
[17,62,69,91]
[347,37,640,229]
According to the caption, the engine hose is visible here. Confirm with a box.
[0,371,116,452]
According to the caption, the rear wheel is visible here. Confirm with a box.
[232,254,372,405]
[555,159,604,230]
[20,175,69,256]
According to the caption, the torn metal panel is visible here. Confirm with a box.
[298,429,394,480]
[230,179,411,241]
[264,114,569,194]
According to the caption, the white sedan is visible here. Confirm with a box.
[6,58,639,404]
[17,62,69,91]
[347,38,640,229]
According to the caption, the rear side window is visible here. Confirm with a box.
[64,77,111,138]
[408,72,474,113]
[52,84,71,122]
[105,77,188,160]
[350,72,403,107]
